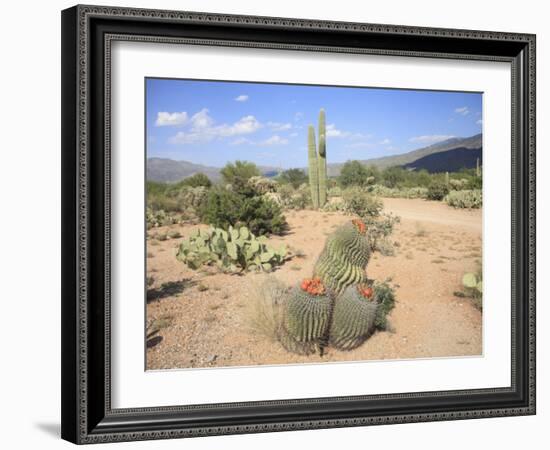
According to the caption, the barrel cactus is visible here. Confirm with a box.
[313,219,371,293]
[330,284,378,350]
[279,277,333,355]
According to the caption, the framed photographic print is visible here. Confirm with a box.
[61,4,536,444]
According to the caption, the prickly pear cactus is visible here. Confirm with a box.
[176,225,287,273]
[279,278,333,355]
[329,284,378,350]
[313,220,371,293]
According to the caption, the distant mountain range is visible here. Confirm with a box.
[326,133,482,176]
[402,147,482,173]
[147,134,482,182]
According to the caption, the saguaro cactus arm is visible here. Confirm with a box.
[317,108,327,207]
[318,134,327,207]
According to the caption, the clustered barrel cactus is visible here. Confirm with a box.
[313,219,371,293]
[176,225,287,273]
[307,108,328,209]
[275,218,395,355]
[330,284,378,350]
[279,278,333,355]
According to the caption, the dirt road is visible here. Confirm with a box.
[146,198,482,370]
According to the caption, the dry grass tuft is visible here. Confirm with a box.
[245,276,288,342]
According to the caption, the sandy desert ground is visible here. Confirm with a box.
[146,197,482,370]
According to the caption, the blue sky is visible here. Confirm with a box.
[146,78,482,169]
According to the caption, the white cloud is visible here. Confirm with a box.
[294,112,303,122]
[190,108,214,129]
[325,124,370,141]
[230,137,254,146]
[326,123,351,138]
[155,111,188,127]
[259,135,289,146]
[379,138,391,145]
[409,135,456,145]
[168,131,204,145]
[267,121,292,131]
[235,95,249,102]
[289,132,298,138]
[455,106,470,116]
[221,115,262,136]
[476,119,483,125]
[169,109,262,145]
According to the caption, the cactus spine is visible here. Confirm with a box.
[313,220,371,293]
[330,285,378,350]
[318,109,327,207]
[279,278,333,355]
[308,125,320,209]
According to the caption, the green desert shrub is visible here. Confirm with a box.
[247,176,277,195]
[146,208,180,229]
[381,166,407,188]
[220,160,260,193]
[328,186,342,198]
[198,187,242,229]
[364,213,401,254]
[445,189,482,209]
[338,160,369,187]
[179,172,212,188]
[426,182,450,201]
[277,168,308,189]
[372,280,396,330]
[277,183,311,210]
[239,196,288,236]
[342,187,383,218]
[367,184,428,199]
[198,187,288,236]
[321,199,346,213]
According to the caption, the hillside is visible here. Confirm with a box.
[402,147,482,173]
[327,134,482,176]
[147,158,222,183]
[147,134,482,182]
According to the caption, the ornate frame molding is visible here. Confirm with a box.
[61,4,536,444]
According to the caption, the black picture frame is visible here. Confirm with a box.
[61,4,536,444]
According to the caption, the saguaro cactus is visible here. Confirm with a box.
[476,157,481,177]
[318,109,327,207]
[308,125,320,209]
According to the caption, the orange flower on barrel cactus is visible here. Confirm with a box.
[351,218,366,235]
[357,284,374,300]
[300,277,326,296]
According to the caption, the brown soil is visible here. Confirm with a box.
[146,198,482,370]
